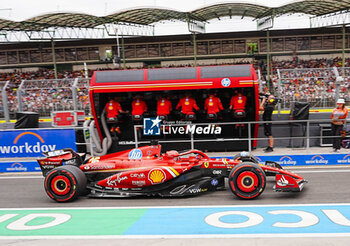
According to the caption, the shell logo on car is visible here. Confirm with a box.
[148,168,166,184]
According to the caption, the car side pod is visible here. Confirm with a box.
[274,173,308,192]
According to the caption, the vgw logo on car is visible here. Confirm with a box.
[0,132,56,154]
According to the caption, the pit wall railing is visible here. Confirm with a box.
[0,118,348,173]
[276,67,350,110]
[132,118,347,154]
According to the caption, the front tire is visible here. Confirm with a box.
[229,162,266,199]
[44,165,87,202]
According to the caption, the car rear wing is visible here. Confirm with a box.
[37,148,83,176]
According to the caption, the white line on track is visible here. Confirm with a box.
[0,176,42,179]
[1,233,350,239]
[1,168,350,179]
[291,169,350,173]
[1,203,350,210]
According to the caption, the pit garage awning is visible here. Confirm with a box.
[0,0,349,31]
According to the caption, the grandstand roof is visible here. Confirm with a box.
[0,0,349,31]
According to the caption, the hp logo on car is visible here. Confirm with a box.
[129,149,143,160]
[221,78,231,87]
[211,179,219,186]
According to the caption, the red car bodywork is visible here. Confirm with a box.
[38,145,307,202]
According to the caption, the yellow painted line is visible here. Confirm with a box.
[91,83,213,91]
[39,119,52,122]
[273,109,333,114]
[0,119,51,123]
[0,117,92,124]
[0,109,332,124]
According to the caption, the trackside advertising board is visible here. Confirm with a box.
[214,153,350,166]
[0,161,40,172]
[0,129,76,158]
[255,154,350,166]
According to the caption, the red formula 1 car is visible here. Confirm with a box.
[37,144,307,202]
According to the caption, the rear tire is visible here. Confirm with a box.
[229,162,266,199]
[44,165,87,202]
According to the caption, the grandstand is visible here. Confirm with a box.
[1,59,350,120]
[0,1,350,121]
[0,27,349,70]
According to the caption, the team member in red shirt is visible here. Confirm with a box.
[229,90,247,111]
[157,96,172,117]
[230,90,247,132]
[106,97,128,118]
[132,95,148,116]
[106,99,122,119]
[176,93,199,115]
[204,92,223,114]
[105,97,128,135]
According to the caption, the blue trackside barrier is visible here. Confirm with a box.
[255,153,350,166]
[0,128,77,172]
[0,161,40,172]
[214,153,350,167]
[0,128,77,158]
[1,153,350,173]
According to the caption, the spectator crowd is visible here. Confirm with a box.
[1,57,350,118]
[0,69,91,117]
[268,57,350,108]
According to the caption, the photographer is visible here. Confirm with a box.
[260,94,277,152]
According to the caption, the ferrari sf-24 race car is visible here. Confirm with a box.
[37,144,307,202]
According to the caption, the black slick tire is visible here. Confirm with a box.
[44,165,87,202]
[229,162,266,199]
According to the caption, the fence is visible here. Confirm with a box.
[0,81,5,120]
[130,118,346,154]
[17,79,76,117]
[338,67,350,102]
[0,78,90,121]
[1,67,350,121]
[74,78,91,115]
[0,81,10,121]
[276,67,350,109]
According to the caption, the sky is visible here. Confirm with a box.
[0,0,311,35]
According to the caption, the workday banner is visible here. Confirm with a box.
[214,153,350,166]
[0,161,40,172]
[0,129,76,158]
[255,154,350,166]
